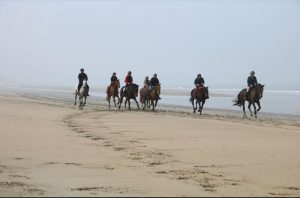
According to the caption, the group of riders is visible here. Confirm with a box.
[77,68,259,100]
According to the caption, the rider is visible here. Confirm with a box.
[111,72,118,84]
[122,71,133,93]
[246,70,258,97]
[78,68,89,96]
[144,76,151,90]
[194,73,205,97]
[150,73,161,99]
[106,72,119,94]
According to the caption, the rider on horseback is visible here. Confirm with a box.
[144,76,151,91]
[122,71,133,94]
[106,72,119,93]
[150,73,161,100]
[194,74,204,97]
[246,71,257,98]
[111,72,118,84]
[78,68,89,96]
[106,72,119,100]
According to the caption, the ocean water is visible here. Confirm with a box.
[2,85,300,116]
[160,89,300,116]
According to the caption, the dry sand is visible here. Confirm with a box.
[0,90,300,196]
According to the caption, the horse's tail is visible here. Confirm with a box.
[233,92,243,106]
[233,98,241,106]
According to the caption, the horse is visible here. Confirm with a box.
[233,83,265,118]
[139,86,150,110]
[190,86,209,115]
[149,84,161,111]
[106,80,120,108]
[118,83,140,110]
[74,80,88,110]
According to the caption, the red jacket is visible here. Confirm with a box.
[125,75,133,84]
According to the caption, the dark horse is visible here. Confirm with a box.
[190,86,209,115]
[139,86,150,110]
[118,83,140,110]
[149,84,161,111]
[233,83,265,118]
[106,80,120,108]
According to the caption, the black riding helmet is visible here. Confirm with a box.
[80,68,84,72]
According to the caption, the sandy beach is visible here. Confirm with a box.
[0,89,300,197]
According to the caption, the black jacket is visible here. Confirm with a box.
[111,76,118,84]
[247,76,257,87]
[150,77,160,86]
[78,73,88,83]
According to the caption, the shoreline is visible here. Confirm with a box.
[3,86,299,121]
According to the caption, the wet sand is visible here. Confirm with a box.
[0,89,300,196]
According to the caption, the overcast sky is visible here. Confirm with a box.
[0,0,299,89]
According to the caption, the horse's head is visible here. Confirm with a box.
[131,83,139,97]
[114,80,120,88]
[133,84,139,97]
[257,83,264,99]
[203,86,209,99]
[155,84,161,95]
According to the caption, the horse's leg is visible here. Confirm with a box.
[83,96,86,106]
[256,100,261,112]
[118,96,123,110]
[248,102,253,117]
[196,99,201,113]
[152,99,155,111]
[79,97,82,110]
[200,100,205,115]
[253,103,257,118]
[116,95,120,105]
[191,98,196,113]
[108,95,111,108]
[147,99,150,108]
[195,100,199,113]
[74,93,77,105]
[199,101,202,114]
[113,96,117,107]
[125,97,128,108]
[127,98,131,110]
[242,101,247,118]
[142,98,145,110]
[134,98,140,110]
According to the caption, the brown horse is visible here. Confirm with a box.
[139,86,150,110]
[190,86,209,115]
[233,83,265,118]
[149,84,161,111]
[106,80,120,108]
